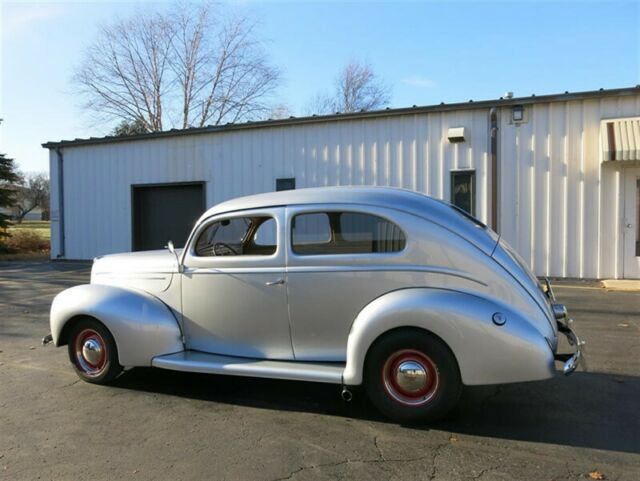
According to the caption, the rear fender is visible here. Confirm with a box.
[50,284,183,367]
[343,288,555,386]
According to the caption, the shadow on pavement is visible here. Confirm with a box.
[110,367,639,455]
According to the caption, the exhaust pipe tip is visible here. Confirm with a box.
[341,387,353,402]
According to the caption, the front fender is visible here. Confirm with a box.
[50,284,184,367]
[343,288,555,386]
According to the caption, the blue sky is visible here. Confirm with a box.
[1,0,639,173]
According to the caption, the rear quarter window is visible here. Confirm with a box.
[292,211,406,255]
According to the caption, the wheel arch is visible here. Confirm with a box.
[362,325,461,377]
[343,287,555,386]
[57,314,99,347]
[50,284,184,367]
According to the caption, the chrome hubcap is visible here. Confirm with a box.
[74,328,107,376]
[82,339,103,366]
[382,349,439,406]
[395,360,428,393]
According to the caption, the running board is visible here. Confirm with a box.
[152,351,345,384]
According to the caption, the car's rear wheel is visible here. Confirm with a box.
[364,329,462,423]
[67,318,122,384]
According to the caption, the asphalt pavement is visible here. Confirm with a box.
[0,262,638,480]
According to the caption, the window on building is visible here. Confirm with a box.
[451,170,476,217]
[292,211,406,255]
[195,216,276,256]
[276,178,296,191]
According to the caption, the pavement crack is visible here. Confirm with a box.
[272,449,449,481]
[59,379,80,389]
[427,441,449,481]
[373,436,386,461]
[470,464,500,480]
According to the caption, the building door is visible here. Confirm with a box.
[132,182,205,251]
[623,168,640,279]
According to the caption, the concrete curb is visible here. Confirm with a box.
[600,280,640,291]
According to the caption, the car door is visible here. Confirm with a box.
[285,204,410,361]
[181,207,294,359]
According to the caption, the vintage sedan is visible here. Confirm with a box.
[47,187,583,422]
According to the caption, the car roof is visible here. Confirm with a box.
[198,186,499,255]
[202,186,431,218]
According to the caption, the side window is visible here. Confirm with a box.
[195,216,276,257]
[253,218,277,248]
[292,211,406,255]
[292,213,331,246]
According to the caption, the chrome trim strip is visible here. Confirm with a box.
[287,265,487,285]
[183,267,285,275]
[183,264,486,285]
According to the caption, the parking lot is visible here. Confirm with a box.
[0,261,639,481]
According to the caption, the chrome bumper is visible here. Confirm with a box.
[555,319,584,375]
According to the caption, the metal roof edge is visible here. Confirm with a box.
[42,86,640,149]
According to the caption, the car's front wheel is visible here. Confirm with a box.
[364,329,462,423]
[67,318,123,384]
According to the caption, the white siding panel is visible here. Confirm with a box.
[51,93,640,278]
[53,111,490,260]
[499,94,640,279]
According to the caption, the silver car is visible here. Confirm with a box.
[47,187,582,423]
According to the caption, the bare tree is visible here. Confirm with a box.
[335,60,390,112]
[267,104,293,120]
[13,173,49,224]
[302,92,335,116]
[75,2,280,131]
[305,60,391,115]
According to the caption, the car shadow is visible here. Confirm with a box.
[110,367,639,454]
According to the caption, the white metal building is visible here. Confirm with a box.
[44,86,640,279]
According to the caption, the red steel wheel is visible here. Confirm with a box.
[67,318,122,384]
[364,329,462,423]
[381,349,440,406]
[73,328,108,377]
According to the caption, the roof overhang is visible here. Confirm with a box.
[43,86,640,150]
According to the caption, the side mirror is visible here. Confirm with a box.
[166,240,183,273]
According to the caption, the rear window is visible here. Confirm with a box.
[292,211,406,255]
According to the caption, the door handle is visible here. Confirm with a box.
[265,279,285,286]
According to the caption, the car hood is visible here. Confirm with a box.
[92,249,182,275]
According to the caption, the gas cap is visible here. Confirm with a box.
[492,312,507,326]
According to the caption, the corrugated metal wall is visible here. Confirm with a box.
[50,93,640,278]
[498,95,640,279]
[50,110,491,260]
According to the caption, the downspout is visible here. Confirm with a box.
[55,148,65,258]
[489,107,499,232]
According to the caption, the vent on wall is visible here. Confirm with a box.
[447,127,466,143]
[602,118,640,162]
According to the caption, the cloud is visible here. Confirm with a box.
[2,3,65,38]
[401,75,436,89]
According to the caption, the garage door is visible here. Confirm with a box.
[132,183,205,251]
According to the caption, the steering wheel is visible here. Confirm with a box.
[213,242,239,256]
